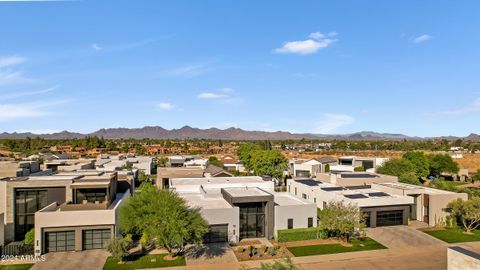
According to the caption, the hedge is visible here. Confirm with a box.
[277,227,327,243]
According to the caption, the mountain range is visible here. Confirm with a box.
[0,126,479,141]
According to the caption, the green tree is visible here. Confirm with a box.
[24,229,34,246]
[250,150,288,178]
[428,154,459,177]
[448,198,480,234]
[471,169,480,182]
[120,184,208,256]
[354,166,365,172]
[319,202,364,242]
[105,236,132,262]
[399,172,421,185]
[237,144,262,171]
[376,158,415,177]
[403,151,430,178]
[208,156,224,167]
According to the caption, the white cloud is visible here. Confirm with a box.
[198,88,236,100]
[198,92,228,99]
[0,70,33,85]
[0,100,67,122]
[91,43,102,51]
[274,32,337,55]
[313,113,354,134]
[413,34,433,43]
[0,85,58,101]
[159,62,215,78]
[308,32,325,40]
[0,55,27,68]
[426,98,480,116]
[328,31,338,37]
[157,102,175,110]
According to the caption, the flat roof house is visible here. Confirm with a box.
[288,179,414,228]
[334,156,389,173]
[0,172,129,255]
[372,182,468,226]
[316,172,398,187]
[289,157,337,178]
[0,161,41,178]
[170,176,316,243]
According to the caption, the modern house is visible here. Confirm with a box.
[43,159,95,173]
[289,157,337,178]
[316,172,398,187]
[371,182,468,226]
[333,156,389,173]
[170,176,316,243]
[0,171,128,255]
[204,165,233,177]
[0,161,42,178]
[156,167,205,189]
[288,179,413,227]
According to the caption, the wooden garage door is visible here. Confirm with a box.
[45,231,75,253]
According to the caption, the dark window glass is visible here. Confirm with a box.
[82,229,111,250]
[46,231,75,252]
[308,217,313,228]
[76,188,107,204]
[288,218,293,229]
[15,189,48,240]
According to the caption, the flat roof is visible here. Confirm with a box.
[172,176,264,186]
[296,179,321,186]
[274,193,309,206]
[340,173,379,179]
[181,194,232,209]
[223,187,271,197]
[375,182,456,194]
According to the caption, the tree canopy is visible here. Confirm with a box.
[237,143,287,178]
[318,202,364,242]
[448,197,480,233]
[120,184,208,255]
[427,154,459,176]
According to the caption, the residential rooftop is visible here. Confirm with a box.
[171,176,265,186]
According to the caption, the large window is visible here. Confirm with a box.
[308,217,313,228]
[46,231,75,252]
[75,188,107,204]
[15,190,47,240]
[83,229,111,250]
[237,202,265,239]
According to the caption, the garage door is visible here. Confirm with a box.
[45,231,75,252]
[203,224,228,243]
[83,229,111,250]
[376,210,404,226]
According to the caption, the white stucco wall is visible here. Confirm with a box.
[200,207,240,244]
[274,203,317,235]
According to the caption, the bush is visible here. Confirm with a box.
[105,236,132,262]
[277,227,327,243]
[24,229,34,246]
[237,246,244,253]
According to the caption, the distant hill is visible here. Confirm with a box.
[0,126,478,141]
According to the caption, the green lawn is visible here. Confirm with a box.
[0,264,34,270]
[423,228,480,243]
[103,254,186,270]
[287,237,386,257]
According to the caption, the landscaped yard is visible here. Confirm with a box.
[422,228,480,243]
[287,237,386,257]
[0,264,33,270]
[103,254,186,270]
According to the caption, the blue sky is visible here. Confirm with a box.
[0,0,479,137]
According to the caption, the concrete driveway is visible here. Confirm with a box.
[31,250,108,270]
[366,225,446,248]
[184,243,237,266]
